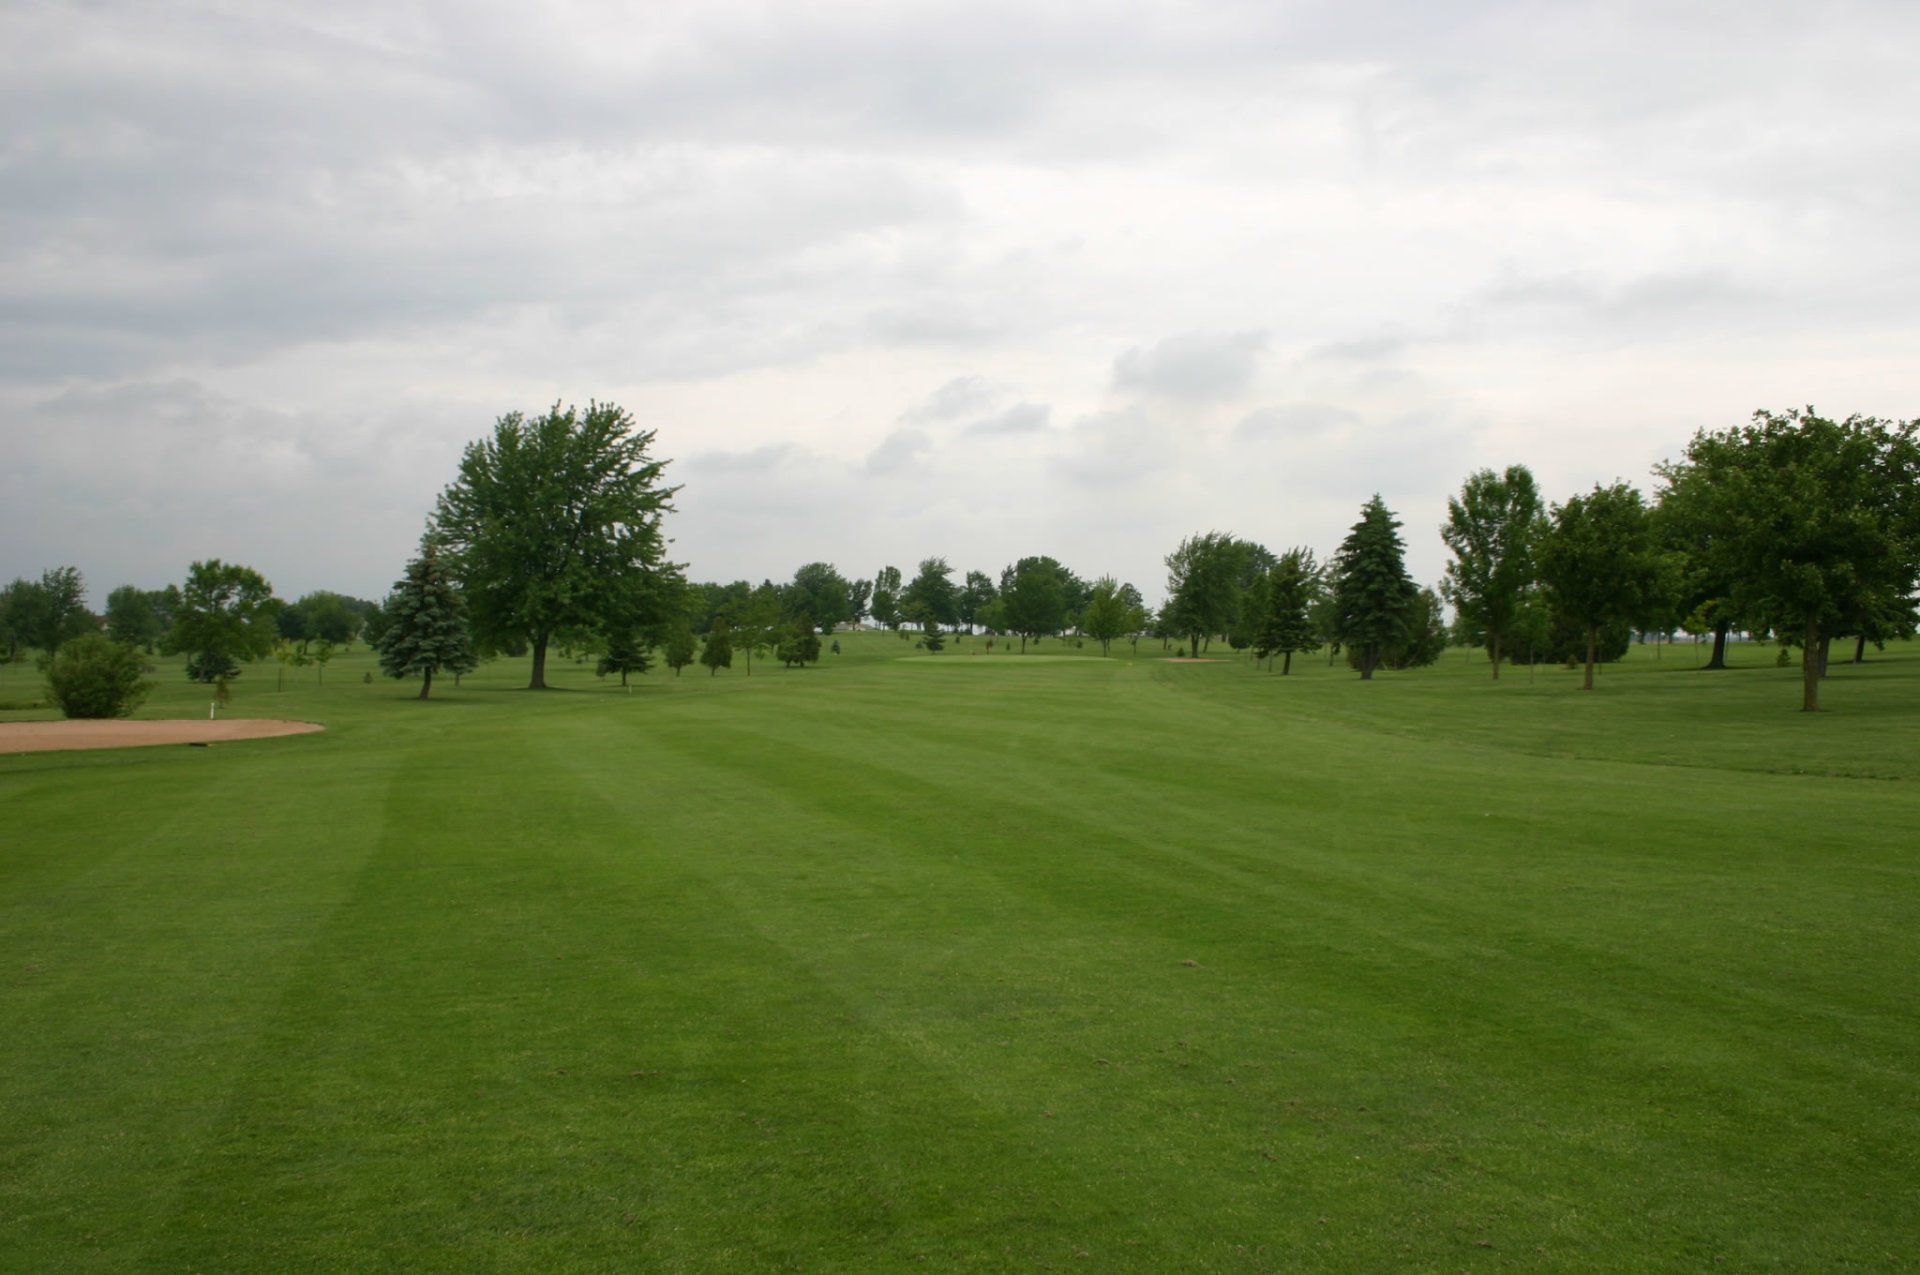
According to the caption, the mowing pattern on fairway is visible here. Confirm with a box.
[2,638,1916,1271]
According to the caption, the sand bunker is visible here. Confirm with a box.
[0,719,324,755]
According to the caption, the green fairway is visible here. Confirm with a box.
[3,636,1917,1271]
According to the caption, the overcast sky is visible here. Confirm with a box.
[4,1,1916,606]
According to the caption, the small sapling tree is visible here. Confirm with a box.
[596,627,652,686]
[663,623,697,676]
[700,620,734,676]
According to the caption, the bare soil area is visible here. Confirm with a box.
[0,719,324,754]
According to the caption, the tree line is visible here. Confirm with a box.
[9,404,1913,714]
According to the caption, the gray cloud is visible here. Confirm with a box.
[964,402,1051,435]
[1235,404,1365,443]
[4,1,1918,603]
[1112,331,1268,402]
[864,428,932,475]
[904,376,1002,422]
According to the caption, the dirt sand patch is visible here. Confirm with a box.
[1161,657,1224,663]
[0,719,324,755]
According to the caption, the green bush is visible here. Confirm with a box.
[43,635,154,719]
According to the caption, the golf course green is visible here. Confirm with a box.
[3,634,1916,1271]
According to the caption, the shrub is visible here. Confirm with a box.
[43,635,154,719]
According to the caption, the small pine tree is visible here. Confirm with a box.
[1331,496,1418,680]
[664,623,696,676]
[921,622,946,653]
[596,628,652,686]
[373,544,477,700]
[700,619,734,676]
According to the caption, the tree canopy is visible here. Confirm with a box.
[432,401,677,689]
[1665,408,1920,710]
[1440,465,1542,678]
[1538,482,1659,691]
[1164,532,1242,657]
[163,560,280,683]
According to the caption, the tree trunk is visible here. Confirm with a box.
[1802,618,1822,711]
[1582,626,1597,690]
[1817,634,1831,679]
[1706,619,1730,669]
[1490,632,1502,681]
[1282,650,1292,675]
[1189,635,1199,658]
[529,632,550,689]
[620,670,629,687]
[1854,634,1867,664]
[1359,645,1375,680]
[419,667,433,700]
[1020,635,1027,654]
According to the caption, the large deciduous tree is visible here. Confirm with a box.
[375,544,478,700]
[8,567,95,658]
[1080,576,1133,656]
[870,565,903,630]
[1330,497,1417,680]
[1696,409,1919,711]
[164,560,281,683]
[104,585,167,651]
[1654,435,1753,670]
[1164,531,1241,657]
[1537,482,1660,691]
[1257,548,1321,674]
[998,556,1071,652]
[432,401,677,690]
[899,558,959,630]
[960,570,997,633]
[786,562,855,635]
[1440,465,1543,679]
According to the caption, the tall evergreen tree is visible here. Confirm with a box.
[1331,497,1417,680]
[374,545,478,700]
[1439,465,1542,679]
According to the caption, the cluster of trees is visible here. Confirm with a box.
[1437,410,1919,710]
[12,404,1911,715]
[1,560,388,714]
[685,557,1153,658]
